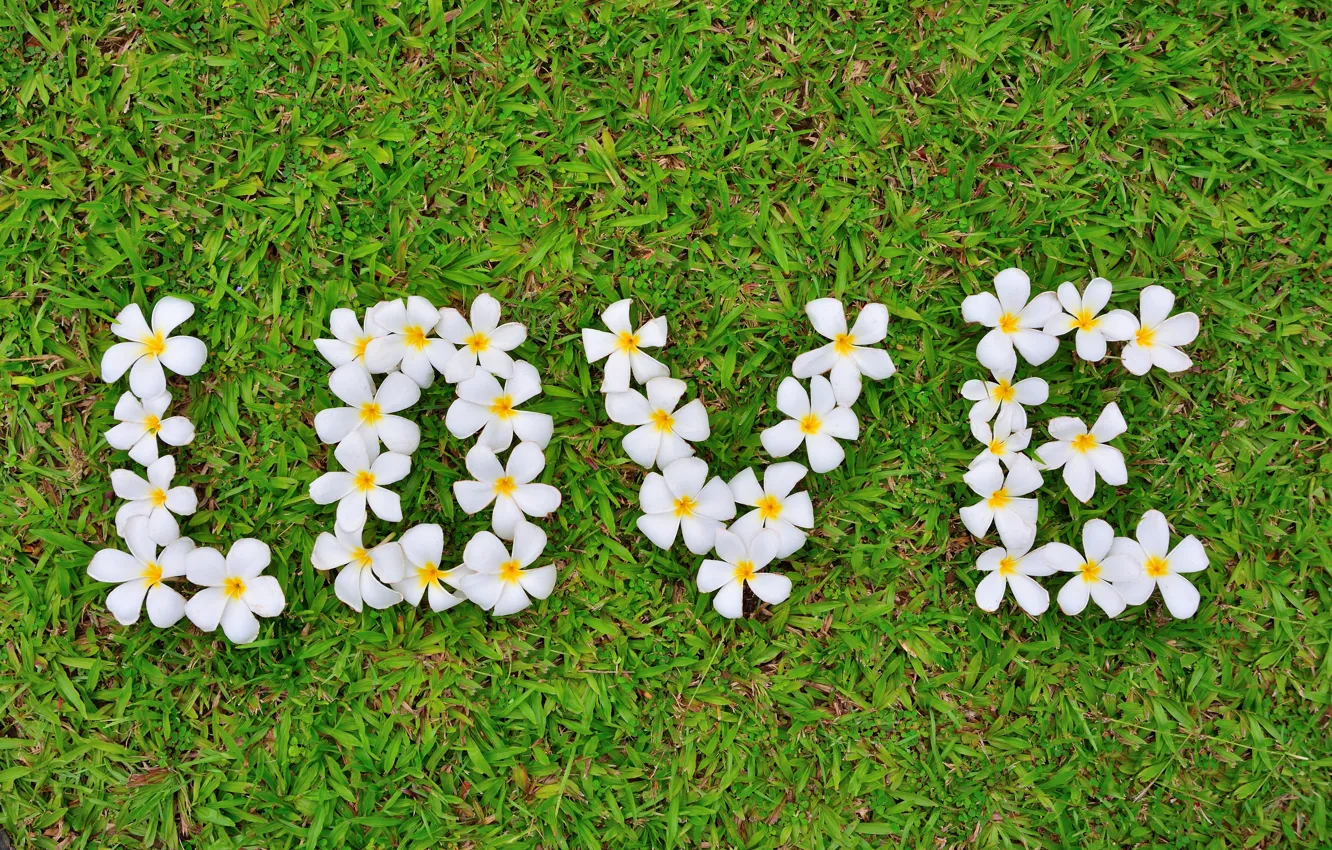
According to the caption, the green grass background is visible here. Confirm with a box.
[2,0,1330,847]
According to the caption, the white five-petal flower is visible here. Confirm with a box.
[961,366,1047,430]
[311,525,406,611]
[460,520,557,617]
[1108,510,1209,619]
[105,390,194,466]
[87,516,193,627]
[760,375,859,474]
[727,462,814,558]
[968,408,1032,470]
[973,539,1055,615]
[314,363,422,455]
[637,457,736,555]
[184,539,286,644]
[1119,285,1201,376]
[446,360,553,451]
[452,442,562,540]
[959,459,1043,553]
[437,293,528,383]
[100,297,208,399]
[391,523,471,612]
[112,455,198,545]
[961,268,1061,373]
[1043,278,1137,362]
[696,527,791,619]
[581,299,669,393]
[1035,401,1128,503]
[364,296,457,388]
[1044,519,1142,618]
[314,307,387,369]
[791,299,896,406]
[308,433,411,532]
[606,376,709,470]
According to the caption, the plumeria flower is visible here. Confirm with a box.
[1119,285,1201,376]
[1044,519,1142,618]
[437,293,527,383]
[446,360,553,452]
[390,523,471,612]
[961,367,1047,431]
[581,299,669,392]
[460,520,557,617]
[87,516,193,627]
[760,375,859,474]
[637,457,736,555]
[314,307,387,369]
[959,459,1042,553]
[727,462,814,558]
[973,540,1056,615]
[100,297,208,399]
[1043,278,1138,362]
[605,377,709,470]
[364,296,456,388]
[696,527,790,619]
[791,299,896,406]
[1108,510,1209,619]
[1035,402,1128,503]
[314,363,422,455]
[961,268,1061,373]
[112,455,197,545]
[184,539,286,645]
[452,442,562,539]
[968,408,1032,471]
[308,433,411,532]
[311,525,405,611]
[105,390,194,466]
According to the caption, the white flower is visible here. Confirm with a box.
[791,299,896,406]
[968,408,1032,471]
[446,360,553,452]
[961,366,1047,431]
[184,539,286,644]
[100,297,208,398]
[460,520,557,616]
[959,459,1042,553]
[105,390,194,466]
[87,516,193,627]
[452,442,562,539]
[112,455,197,545]
[727,462,814,558]
[308,433,411,532]
[390,523,471,612]
[961,268,1061,373]
[581,299,669,392]
[1043,278,1138,362]
[1119,285,1201,376]
[1035,402,1128,503]
[696,527,790,619]
[314,363,422,455]
[436,293,528,383]
[1044,519,1142,618]
[311,525,405,611]
[760,375,859,474]
[314,307,387,369]
[606,377,709,470]
[1107,510,1209,619]
[364,296,457,387]
[636,457,736,554]
[973,539,1055,615]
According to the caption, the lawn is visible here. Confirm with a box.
[2,0,1330,847]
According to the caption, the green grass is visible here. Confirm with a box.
[2,0,1330,847]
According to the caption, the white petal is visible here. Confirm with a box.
[804,433,845,473]
[805,298,847,339]
[599,350,631,392]
[1075,329,1107,362]
[1089,445,1127,487]
[782,491,814,528]
[1008,573,1049,615]
[464,530,510,573]
[1057,578,1090,615]
[792,345,837,378]
[1081,519,1116,562]
[763,462,807,499]
[1151,345,1193,373]
[309,471,355,504]
[360,571,403,609]
[746,572,792,606]
[311,532,353,571]
[184,586,228,630]
[512,412,553,449]
[820,407,859,440]
[145,585,187,627]
[808,375,836,415]
[622,423,662,468]
[1041,541,1085,572]
[993,500,1038,553]
[636,512,680,549]
[993,268,1031,314]
[511,520,547,567]
[512,483,561,519]
[663,456,709,496]
[1090,402,1127,442]
[128,355,167,399]
[680,515,724,555]
[849,303,889,345]
[1169,536,1208,573]
[1011,329,1059,366]
[711,581,744,619]
[1154,312,1200,347]
[1120,341,1152,375]
[216,600,259,644]
[367,487,401,522]
[1136,510,1170,558]
[1089,582,1126,618]
[974,571,1006,612]
[851,346,895,381]
[1062,454,1097,502]
[110,303,152,342]
[106,421,148,451]
[1157,573,1201,619]
[959,502,994,538]
[645,376,686,412]
[696,559,734,593]
[477,417,515,453]
[770,519,807,558]
[445,399,490,440]
[242,575,286,617]
[976,329,1016,373]
[157,417,194,447]
[105,579,149,625]
[518,563,557,600]
[376,415,420,455]
[147,508,180,546]
[605,389,653,425]
[1139,285,1175,328]
[962,462,1004,498]
[1055,281,1083,315]
[828,357,862,407]
[165,486,196,515]
[727,467,763,506]
[775,376,810,419]
[670,399,710,441]
[637,315,667,348]
[655,431,696,469]
[1115,574,1157,606]
[443,347,479,383]
[336,489,368,531]
[438,306,473,344]
[1012,377,1048,405]
[639,473,674,514]
[490,582,532,617]
[961,292,1001,326]
[460,573,504,610]
[225,539,271,579]
[453,480,497,514]
[1098,309,1138,341]
[88,549,143,583]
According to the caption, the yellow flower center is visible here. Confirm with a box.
[832,333,856,356]
[732,560,756,583]
[141,332,167,358]
[350,547,374,569]
[1144,555,1169,578]
[149,487,168,508]
[651,409,674,433]
[223,575,247,600]
[992,379,1015,403]
[403,325,428,350]
[489,394,516,419]
[756,494,783,521]
[352,335,372,360]
[1074,309,1099,332]
[1070,433,1097,454]
[1135,326,1155,348]
[998,313,1019,334]
[359,401,383,425]
[353,470,376,492]
[142,562,164,587]
[493,475,517,497]
[986,488,1010,509]
[465,331,490,353]
[1080,560,1102,583]
[616,331,640,354]
[988,438,1005,455]
[419,561,442,586]
[143,414,162,435]
[997,555,1018,576]
[672,495,697,518]
[499,559,523,584]
[799,413,822,435]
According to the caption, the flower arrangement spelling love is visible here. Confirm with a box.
[960,270,1209,619]
[583,297,895,619]
[308,294,561,617]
